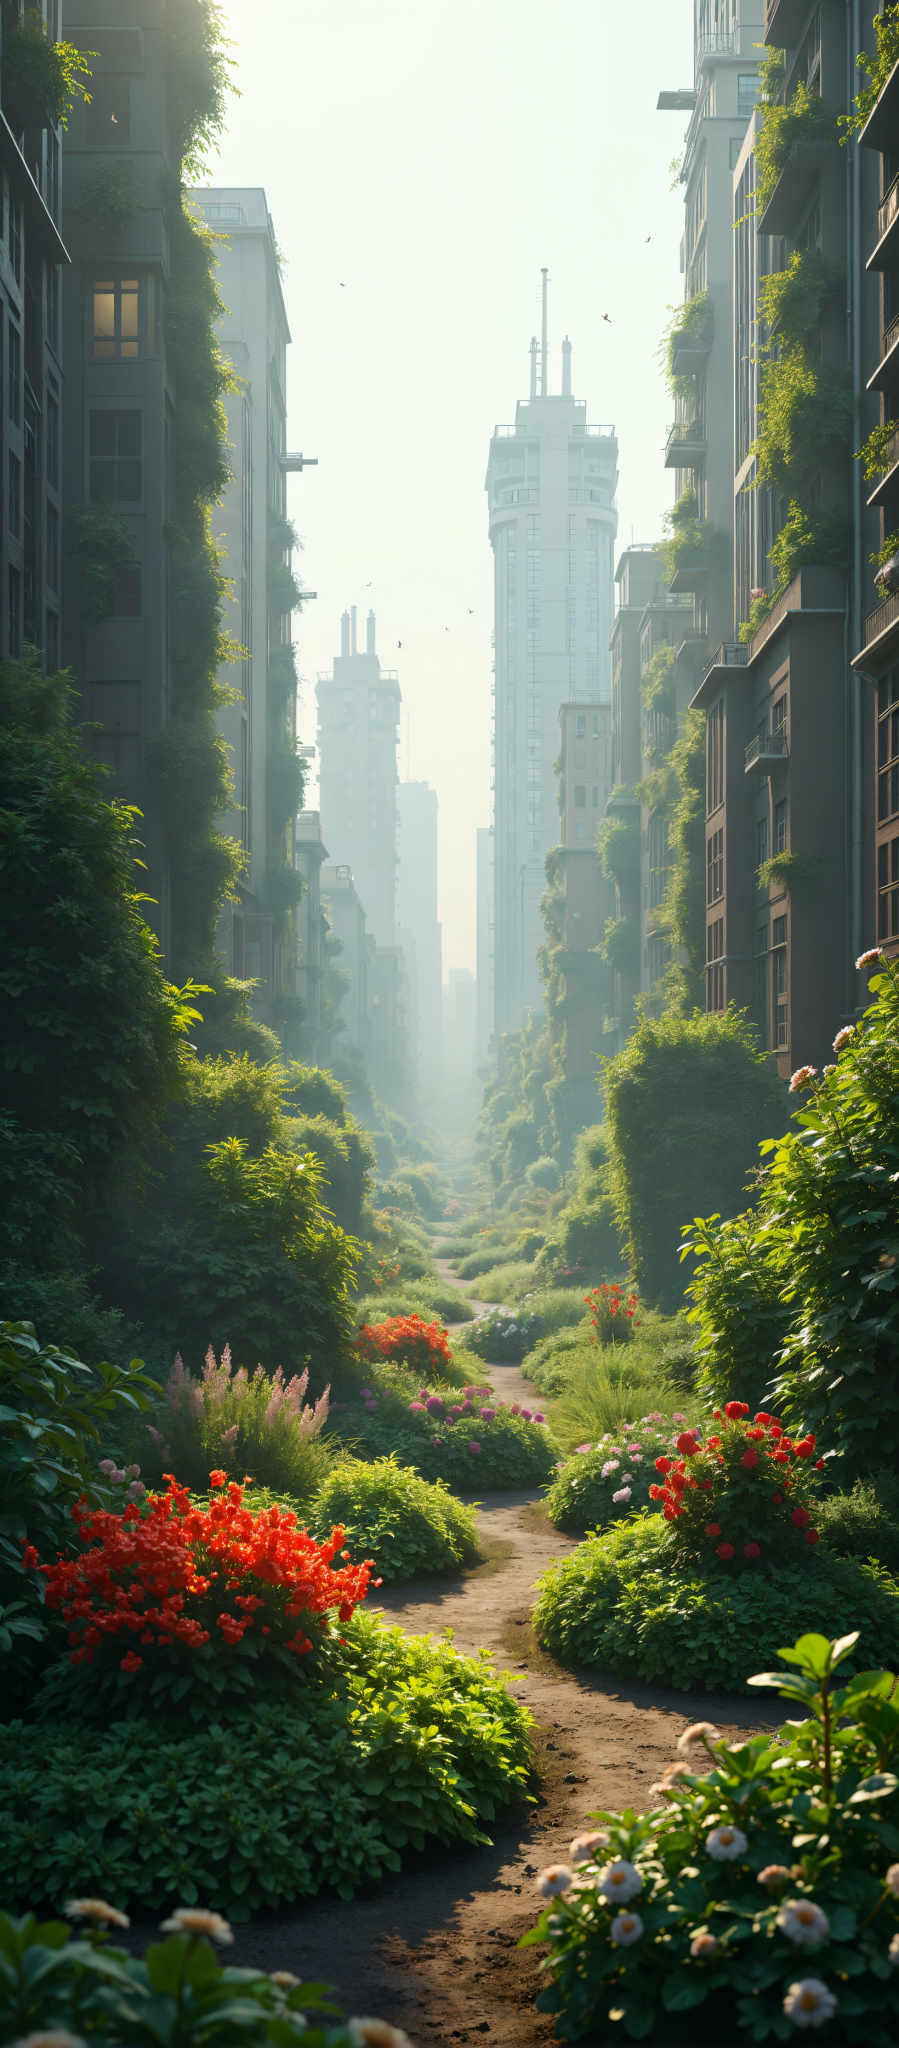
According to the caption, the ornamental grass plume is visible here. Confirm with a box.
[147,1346,331,1498]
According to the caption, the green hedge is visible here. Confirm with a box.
[307,1455,479,1581]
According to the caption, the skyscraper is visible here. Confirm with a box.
[486,274,617,1035]
[316,608,400,947]
[397,780,442,1096]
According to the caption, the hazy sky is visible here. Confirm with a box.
[210,0,694,972]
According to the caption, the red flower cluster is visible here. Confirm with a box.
[584,1282,639,1343]
[356,1313,452,1380]
[647,1402,824,1568]
[39,1473,374,1675]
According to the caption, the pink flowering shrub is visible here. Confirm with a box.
[331,1377,560,1494]
[144,1346,331,1502]
[546,1417,696,1536]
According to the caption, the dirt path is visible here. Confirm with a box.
[225,1271,769,2044]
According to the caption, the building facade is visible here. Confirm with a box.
[295,809,328,1060]
[475,824,494,1068]
[397,779,442,1097]
[486,281,617,1034]
[690,2,881,1075]
[1,0,67,667]
[193,185,303,1021]
[316,607,400,948]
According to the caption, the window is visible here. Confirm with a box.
[46,390,59,488]
[8,567,21,656]
[878,831,899,941]
[92,278,142,359]
[8,452,20,538]
[86,76,131,144]
[772,912,788,1047]
[591,785,599,808]
[774,799,788,853]
[754,924,769,1040]
[574,818,586,843]
[575,713,586,738]
[737,73,758,118]
[574,785,586,807]
[877,672,899,823]
[707,826,724,903]
[8,320,21,422]
[707,698,724,814]
[89,410,142,502]
[772,693,787,733]
[46,503,59,591]
[757,814,769,868]
[706,916,725,1013]
[9,198,22,284]
[47,262,60,353]
[109,561,142,617]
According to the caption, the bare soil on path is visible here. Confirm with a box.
[222,1271,768,2045]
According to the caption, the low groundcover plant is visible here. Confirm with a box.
[523,1630,899,2044]
[0,1901,412,2044]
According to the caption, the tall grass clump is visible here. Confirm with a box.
[144,1346,333,1499]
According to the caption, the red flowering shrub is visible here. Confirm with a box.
[647,1401,825,1568]
[356,1313,452,1381]
[584,1282,638,1346]
[37,1473,375,1717]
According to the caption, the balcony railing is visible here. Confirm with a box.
[879,170,899,245]
[883,312,899,364]
[665,418,707,468]
[696,30,737,68]
[745,729,789,773]
[861,587,899,660]
[703,641,749,684]
[867,422,899,508]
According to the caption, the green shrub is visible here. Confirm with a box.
[143,1346,333,1499]
[546,1332,685,1448]
[0,1911,375,2047]
[466,1305,543,1363]
[470,1259,536,1302]
[533,1514,899,1693]
[456,1244,521,1280]
[0,1264,139,1370]
[0,1611,532,1918]
[815,1471,899,1574]
[536,1126,624,1286]
[545,1416,697,1536]
[524,1629,899,2047]
[283,1110,374,1236]
[604,1009,784,1312]
[526,1327,585,1396]
[688,957,899,1475]
[332,1381,560,1493]
[355,1283,474,1326]
[308,1455,479,1581]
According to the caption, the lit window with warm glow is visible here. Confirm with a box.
[92,279,141,360]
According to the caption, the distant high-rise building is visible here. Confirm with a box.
[316,608,400,946]
[397,780,442,1094]
[193,185,303,1019]
[486,274,618,1034]
[294,810,328,1061]
[476,826,494,1067]
[0,0,66,670]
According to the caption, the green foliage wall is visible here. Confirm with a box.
[604,1008,785,1311]
[0,658,183,1264]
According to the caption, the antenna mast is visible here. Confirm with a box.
[540,267,549,396]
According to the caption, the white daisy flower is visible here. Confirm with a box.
[782,1978,838,2029]
[537,1863,573,1898]
[610,1910,643,1946]
[596,1858,642,1903]
[706,1824,747,1861]
[777,1900,830,1949]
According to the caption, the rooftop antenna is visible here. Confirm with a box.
[561,334,572,397]
[529,335,538,400]
[540,267,549,396]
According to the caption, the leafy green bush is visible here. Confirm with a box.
[283,1110,374,1236]
[756,81,837,216]
[604,1009,784,1312]
[525,1327,584,1395]
[143,1346,333,1499]
[0,1910,381,2048]
[546,1416,697,1536]
[332,1380,560,1493]
[0,1612,532,1917]
[815,1472,899,1574]
[456,1244,521,1280]
[524,1629,899,2046]
[466,1306,543,1363]
[471,1259,537,1302]
[0,1263,138,1370]
[687,956,899,1475]
[533,1514,899,1693]
[308,1455,479,1581]
[355,1282,475,1326]
[535,1126,624,1286]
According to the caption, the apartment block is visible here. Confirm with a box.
[694,1,880,1072]
[551,701,615,1081]
[0,0,67,667]
[321,861,369,1055]
[476,824,494,1068]
[851,43,899,960]
[397,779,442,1097]
[193,185,303,1019]
[295,809,328,1061]
[316,607,400,948]
[486,277,617,1034]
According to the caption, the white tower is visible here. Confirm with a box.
[486,273,618,1034]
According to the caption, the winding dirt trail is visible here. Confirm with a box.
[225,1267,768,2044]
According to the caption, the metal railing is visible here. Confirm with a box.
[871,423,899,494]
[704,642,749,683]
[696,29,737,68]
[879,170,899,245]
[666,418,706,462]
[881,311,899,366]
[864,588,899,648]
[745,729,789,771]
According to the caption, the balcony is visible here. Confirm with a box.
[703,642,749,686]
[854,588,899,673]
[696,30,737,68]
[758,136,833,239]
[867,311,899,393]
[867,423,899,509]
[668,559,711,594]
[858,59,899,153]
[745,729,789,774]
[664,417,707,469]
[867,169,899,272]
[764,0,808,47]
[670,325,712,380]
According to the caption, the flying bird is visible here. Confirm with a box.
[397,639,402,649]
[645,235,652,243]
[602,313,612,324]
